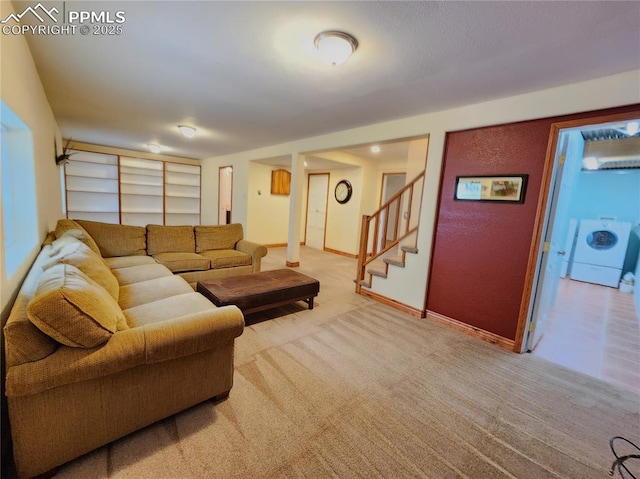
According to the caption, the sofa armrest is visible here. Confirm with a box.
[6,306,244,397]
[235,239,268,272]
[143,306,244,363]
[6,327,146,397]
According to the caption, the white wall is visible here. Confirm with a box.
[200,70,640,310]
[1,1,61,312]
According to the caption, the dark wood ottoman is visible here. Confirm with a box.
[197,269,320,315]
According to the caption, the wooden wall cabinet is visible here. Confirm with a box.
[271,169,291,195]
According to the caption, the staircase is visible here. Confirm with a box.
[356,172,424,293]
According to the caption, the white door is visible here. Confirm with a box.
[527,129,584,350]
[305,174,329,250]
[218,166,232,224]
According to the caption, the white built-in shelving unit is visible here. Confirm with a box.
[65,151,120,224]
[64,151,201,226]
[119,156,164,227]
[164,162,201,226]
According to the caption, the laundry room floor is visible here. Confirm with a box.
[531,278,640,394]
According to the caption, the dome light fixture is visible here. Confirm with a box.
[626,121,639,136]
[148,144,161,154]
[178,125,197,138]
[371,145,380,153]
[314,31,358,66]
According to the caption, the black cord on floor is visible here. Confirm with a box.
[609,436,640,478]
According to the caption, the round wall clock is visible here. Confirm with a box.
[334,179,353,204]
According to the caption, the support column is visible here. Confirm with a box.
[286,152,305,267]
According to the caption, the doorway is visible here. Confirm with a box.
[305,173,329,250]
[378,173,406,249]
[218,166,232,225]
[523,112,640,392]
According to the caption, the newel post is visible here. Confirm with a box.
[356,214,370,293]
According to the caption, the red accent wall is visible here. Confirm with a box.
[426,104,640,341]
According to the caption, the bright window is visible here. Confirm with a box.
[1,101,38,279]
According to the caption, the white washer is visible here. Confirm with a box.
[571,219,631,288]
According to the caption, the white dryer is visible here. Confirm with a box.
[571,219,632,288]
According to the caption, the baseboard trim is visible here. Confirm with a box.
[323,247,357,259]
[286,261,300,267]
[359,289,425,318]
[264,242,305,248]
[426,311,515,351]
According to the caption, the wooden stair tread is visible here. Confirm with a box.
[401,246,418,254]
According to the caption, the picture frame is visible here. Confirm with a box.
[454,174,528,203]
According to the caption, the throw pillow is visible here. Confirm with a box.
[27,264,128,348]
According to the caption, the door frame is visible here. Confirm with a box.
[514,110,640,352]
[303,172,330,248]
[379,172,407,207]
[218,165,233,225]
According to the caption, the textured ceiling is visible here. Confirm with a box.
[19,1,640,160]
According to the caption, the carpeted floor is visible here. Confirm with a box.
[9,247,640,478]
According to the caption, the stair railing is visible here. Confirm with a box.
[356,171,425,292]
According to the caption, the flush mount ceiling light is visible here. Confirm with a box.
[626,121,639,136]
[314,31,358,66]
[178,125,196,138]
[371,145,380,153]
[148,144,161,154]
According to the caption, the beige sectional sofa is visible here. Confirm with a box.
[74,219,268,286]
[3,219,259,478]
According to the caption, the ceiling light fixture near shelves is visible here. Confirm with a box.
[148,144,161,154]
[314,31,358,66]
[178,125,197,138]
[371,145,380,153]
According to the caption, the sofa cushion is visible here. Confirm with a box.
[45,238,119,301]
[104,255,157,270]
[146,225,195,255]
[76,220,146,257]
[54,219,102,257]
[27,264,128,348]
[123,292,215,328]
[151,252,210,273]
[200,249,252,269]
[118,275,194,309]
[195,224,243,252]
[112,263,173,286]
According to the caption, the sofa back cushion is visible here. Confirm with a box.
[76,220,146,257]
[45,237,119,301]
[27,264,129,348]
[54,219,102,256]
[195,224,243,252]
[146,225,195,255]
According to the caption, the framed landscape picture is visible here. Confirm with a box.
[454,174,528,203]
